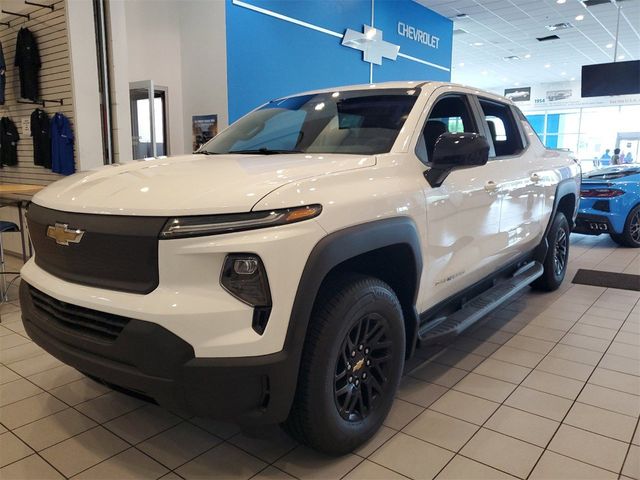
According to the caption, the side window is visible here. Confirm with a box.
[478,99,524,157]
[417,95,477,163]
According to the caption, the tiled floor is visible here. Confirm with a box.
[0,234,639,479]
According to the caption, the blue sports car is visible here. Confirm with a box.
[574,165,640,247]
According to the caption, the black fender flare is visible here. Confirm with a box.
[534,177,580,262]
[278,217,423,414]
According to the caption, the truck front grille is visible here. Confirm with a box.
[29,286,129,341]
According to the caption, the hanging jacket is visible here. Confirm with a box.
[0,41,6,105]
[0,117,20,167]
[50,112,74,175]
[31,108,51,168]
[14,27,41,101]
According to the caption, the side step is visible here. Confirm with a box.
[417,262,544,346]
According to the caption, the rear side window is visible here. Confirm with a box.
[478,99,524,157]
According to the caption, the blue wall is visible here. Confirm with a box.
[226,0,453,122]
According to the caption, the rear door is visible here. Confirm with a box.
[473,97,545,263]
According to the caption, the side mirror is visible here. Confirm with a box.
[425,132,490,187]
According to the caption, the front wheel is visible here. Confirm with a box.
[610,205,640,248]
[284,274,405,455]
[532,212,570,292]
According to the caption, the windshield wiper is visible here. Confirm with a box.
[228,148,302,155]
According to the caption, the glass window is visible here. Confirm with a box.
[419,95,477,162]
[526,114,545,136]
[201,88,420,156]
[478,99,524,157]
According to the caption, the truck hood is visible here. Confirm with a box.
[33,153,376,215]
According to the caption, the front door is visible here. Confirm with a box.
[417,92,505,307]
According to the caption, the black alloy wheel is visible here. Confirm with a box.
[611,205,640,248]
[334,313,393,422]
[284,274,405,455]
[631,209,640,244]
[532,212,570,291]
[553,227,568,277]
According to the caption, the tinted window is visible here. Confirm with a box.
[479,99,524,157]
[200,88,420,155]
[419,95,477,162]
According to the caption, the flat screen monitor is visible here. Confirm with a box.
[581,61,640,97]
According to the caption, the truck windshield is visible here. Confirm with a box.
[199,88,420,156]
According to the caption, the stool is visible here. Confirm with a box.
[0,220,20,302]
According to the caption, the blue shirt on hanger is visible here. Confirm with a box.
[51,112,74,175]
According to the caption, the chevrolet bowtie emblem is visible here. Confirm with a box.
[46,223,85,246]
[341,25,400,65]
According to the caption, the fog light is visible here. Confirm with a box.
[234,258,258,275]
[221,254,271,307]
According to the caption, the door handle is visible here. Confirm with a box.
[484,180,498,192]
[530,173,541,183]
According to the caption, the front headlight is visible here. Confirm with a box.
[159,204,322,239]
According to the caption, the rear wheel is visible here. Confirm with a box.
[532,212,570,292]
[284,274,405,455]
[610,205,640,248]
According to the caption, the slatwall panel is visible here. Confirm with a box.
[0,0,74,186]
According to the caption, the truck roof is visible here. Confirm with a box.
[275,81,513,106]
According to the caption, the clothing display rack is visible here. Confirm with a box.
[0,1,55,28]
[24,2,55,12]
[17,98,64,107]
[0,10,30,28]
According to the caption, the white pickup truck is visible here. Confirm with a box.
[20,81,580,454]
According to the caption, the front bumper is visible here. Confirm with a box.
[20,281,298,424]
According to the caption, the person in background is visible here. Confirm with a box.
[598,148,611,167]
[625,152,634,164]
[611,148,621,165]
[619,152,626,164]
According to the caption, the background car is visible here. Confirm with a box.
[575,165,640,247]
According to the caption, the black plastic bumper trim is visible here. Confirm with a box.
[19,282,295,424]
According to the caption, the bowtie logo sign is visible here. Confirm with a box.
[341,25,400,65]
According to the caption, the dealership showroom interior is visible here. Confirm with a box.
[1,0,640,478]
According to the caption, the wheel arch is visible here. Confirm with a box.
[285,216,423,366]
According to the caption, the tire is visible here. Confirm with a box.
[532,212,570,292]
[610,205,640,248]
[283,274,405,455]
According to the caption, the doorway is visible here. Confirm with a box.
[130,81,169,159]
[617,133,640,164]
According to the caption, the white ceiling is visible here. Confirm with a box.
[417,0,640,90]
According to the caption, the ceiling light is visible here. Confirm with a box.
[570,77,576,81]
[557,0,566,4]
[606,43,613,48]
[561,71,567,75]
[575,14,585,21]
[618,54,626,60]
[544,64,551,68]
[481,70,488,75]
[458,62,465,67]
[472,42,484,46]
[546,22,574,31]
[524,53,532,58]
